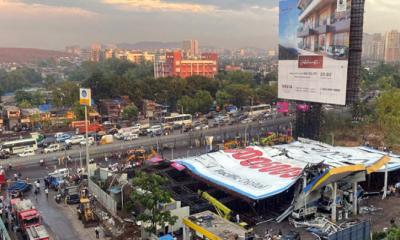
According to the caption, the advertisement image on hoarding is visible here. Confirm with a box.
[278,0,352,105]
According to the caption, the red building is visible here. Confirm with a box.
[154,51,218,79]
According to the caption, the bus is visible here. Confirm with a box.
[0,138,38,155]
[162,114,193,126]
[245,104,272,117]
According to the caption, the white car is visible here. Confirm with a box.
[147,125,162,134]
[18,148,35,157]
[241,118,253,124]
[65,135,85,145]
[54,132,65,138]
[80,137,95,146]
[44,144,61,153]
[123,133,139,141]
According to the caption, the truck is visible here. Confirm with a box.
[26,225,50,240]
[77,123,104,134]
[14,200,47,237]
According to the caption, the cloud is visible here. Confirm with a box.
[103,0,216,13]
[0,0,97,17]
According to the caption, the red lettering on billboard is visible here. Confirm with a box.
[226,147,302,179]
[298,55,323,69]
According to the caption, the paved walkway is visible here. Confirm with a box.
[28,190,107,240]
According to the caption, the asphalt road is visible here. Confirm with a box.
[3,116,294,167]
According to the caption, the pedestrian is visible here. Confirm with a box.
[36,180,40,193]
[34,188,38,200]
[95,226,100,239]
[45,188,49,199]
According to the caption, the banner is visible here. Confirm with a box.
[278,0,352,105]
[79,88,91,106]
[175,146,307,200]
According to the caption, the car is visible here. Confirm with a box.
[0,151,10,159]
[147,125,162,134]
[65,135,84,145]
[66,192,80,204]
[56,133,71,142]
[241,118,253,124]
[18,148,35,157]
[194,124,209,131]
[123,133,139,141]
[44,144,61,153]
[80,137,95,146]
[39,136,57,148]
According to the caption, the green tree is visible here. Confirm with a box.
[129,172,178,235]
[122,105,139,121]
[224,84,253,107]
[15,91,33,105]
[216,90,232,107]
[255,83,277,104]
[193,90,213,113]
[52,81,79,107]
[376,89,400,146]
[19,100,32,108]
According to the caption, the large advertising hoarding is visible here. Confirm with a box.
[175,147,307,200]
[278,0,352,105]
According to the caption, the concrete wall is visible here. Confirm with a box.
[88,179,117,215]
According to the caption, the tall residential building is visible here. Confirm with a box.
[182,40,199,57]
[384,30,400,63]
[154,51,218,79]
[80,48,91,62]
[363,33,384,61]
[65,45,81,55]
[103,49,114,60]
[90,43,102,62]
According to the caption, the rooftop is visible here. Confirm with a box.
[184,211,248,240]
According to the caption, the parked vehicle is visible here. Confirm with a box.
[123,133,139,141]
[65,135,85,145]
[13,199,49,239]
[0,138,38,155]
[100,135,114,145]
[147,125,162,134]
[18,148,35,157]
[38,136,56,148]
[44,144,61,154]
[80,137,95,146]
[56,133,71,143]
[76,123,104,134]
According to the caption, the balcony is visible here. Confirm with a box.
[299,0,336,22]
[297,26,317,38]
[316,24,335,34]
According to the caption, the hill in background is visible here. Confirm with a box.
[0,48,73,63]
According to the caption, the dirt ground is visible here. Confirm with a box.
[358,195,400,232]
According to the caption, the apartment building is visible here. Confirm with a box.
[297,0,351,59]
[154,51,218,79]
[384,30,400,63]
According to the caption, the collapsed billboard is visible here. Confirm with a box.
[278,0,352,105]
[175,146,308,200]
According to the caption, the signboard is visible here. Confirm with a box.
[175,146,307,200]
[278,0,352,105]
[79,88,91,106]
[274,138,400,172]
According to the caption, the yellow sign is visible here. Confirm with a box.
[79,88,91,106]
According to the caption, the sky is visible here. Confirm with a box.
[0,0,399,50]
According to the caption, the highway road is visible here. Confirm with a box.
[2,116,294,167]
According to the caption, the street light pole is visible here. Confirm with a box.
[85,105,90,176]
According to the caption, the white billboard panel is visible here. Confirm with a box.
[278,0,352,105]
[175,146,307,200]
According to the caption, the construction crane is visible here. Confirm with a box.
[198,190,232,220]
